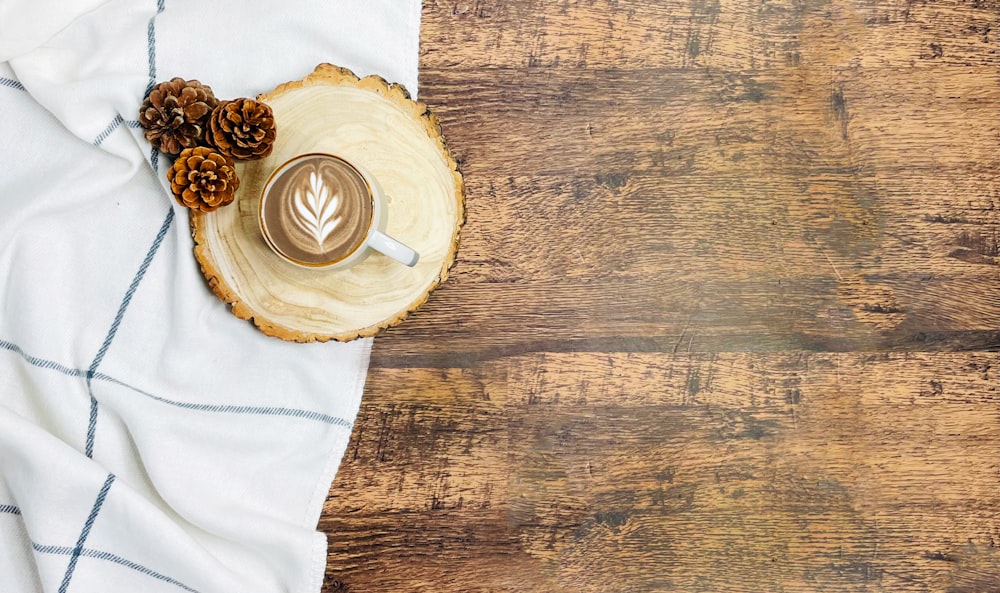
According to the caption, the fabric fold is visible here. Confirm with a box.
[0,1,419,592]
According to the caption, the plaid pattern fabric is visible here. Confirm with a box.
[0,1,420,592]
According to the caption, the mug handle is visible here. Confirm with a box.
[368,231,419,267]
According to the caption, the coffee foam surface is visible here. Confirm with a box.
[262,156,373,265]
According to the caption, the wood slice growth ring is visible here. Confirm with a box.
[190,64,463,341]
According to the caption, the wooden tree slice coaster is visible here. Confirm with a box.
[190,64,464,342]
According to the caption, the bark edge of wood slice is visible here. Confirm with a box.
[189,63,464,342]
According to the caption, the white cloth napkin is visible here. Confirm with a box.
[0,2,420,592]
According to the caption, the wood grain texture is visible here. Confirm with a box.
[325,353,1000,592]
[374,0,1000,364]
[320,0,1000,590]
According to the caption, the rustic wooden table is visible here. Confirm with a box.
[320,1,1000,591]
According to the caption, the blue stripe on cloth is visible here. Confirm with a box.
[83,207,173,457]
[0,340,88,377]
[0,77,26,91]
[94,374,355,427]
[0,504,21,515]
[145,0,166,172]
[0,339,351,427]
[93,114,124,146]
[84,394,99,458]
[34,542,200,593]
[88,207,175,377]
[144,19,156,95]
[32,543,75,554]
[144,0,166,96]
[126,120,143,129]
[58,473,115,593]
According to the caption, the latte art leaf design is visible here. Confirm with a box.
[290,170,343,249]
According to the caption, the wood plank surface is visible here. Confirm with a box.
[320,0,1000,591]
[327,354,1000,592]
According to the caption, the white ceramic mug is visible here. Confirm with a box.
[258,153,418,269]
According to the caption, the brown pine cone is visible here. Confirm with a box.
[167,147,240,212]
[208,98,276,160]
[139,78,219,155]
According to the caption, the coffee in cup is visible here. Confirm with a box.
[259,153,418,269]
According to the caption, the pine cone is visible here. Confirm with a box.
[139,78,219,155]
[167,147,240,212]
[209,98,276,160]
